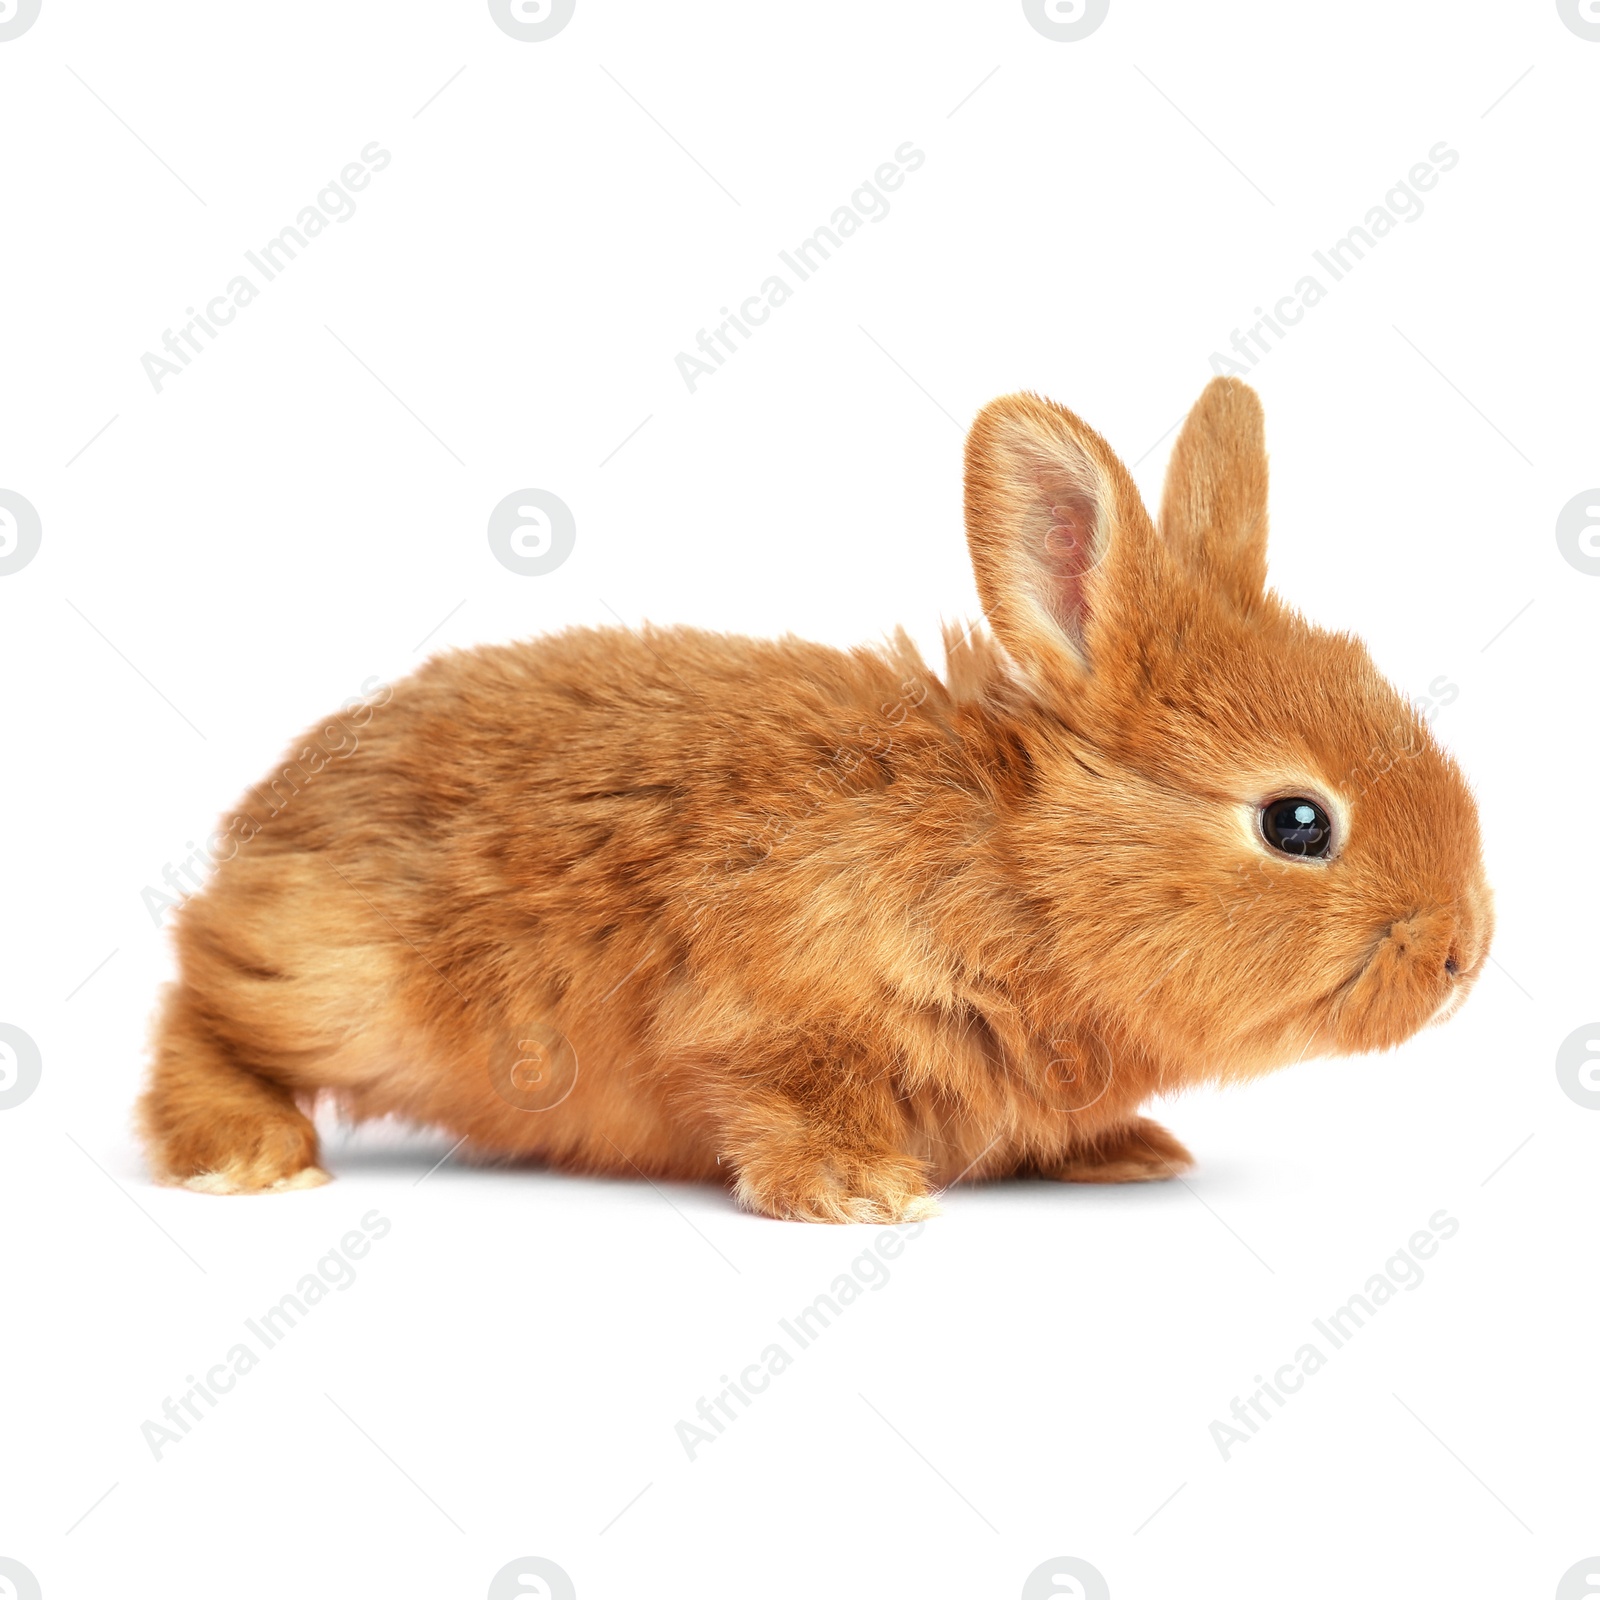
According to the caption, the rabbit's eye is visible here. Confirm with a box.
[1261,797,1332,859]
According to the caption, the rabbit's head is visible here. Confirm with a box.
[964,379,1491,1079]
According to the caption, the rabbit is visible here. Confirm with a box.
[139,376,1491,1221]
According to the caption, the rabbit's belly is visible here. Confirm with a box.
[317,1020,718,1183]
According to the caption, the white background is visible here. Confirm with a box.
[1,2,1595,1597]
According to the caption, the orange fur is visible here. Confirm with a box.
[139,378,1491,1218]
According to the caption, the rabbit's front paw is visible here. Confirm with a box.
[732,1147,939,1225]
[1045,1117,1193,1184]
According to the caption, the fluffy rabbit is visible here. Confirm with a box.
[140,377,1491,1220]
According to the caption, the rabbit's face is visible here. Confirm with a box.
[1136,611,1490,1069]
[1008,610,1490,1077]
[965,379,1491,1079]
[1251,629,1493,1060]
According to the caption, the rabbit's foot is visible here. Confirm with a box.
[732,1145,939,1225]
[142,985,328,1194]
[1044,1116,1193,1183]
[181,1163,331,1196]
[149,1101,327,1195]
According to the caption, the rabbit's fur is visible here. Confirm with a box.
[140,379,1491,1219]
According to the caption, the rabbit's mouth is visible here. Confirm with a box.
[1325,906,1485,1056]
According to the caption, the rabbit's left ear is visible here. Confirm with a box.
[964,392,1158,697]
[1159,377,1269,613]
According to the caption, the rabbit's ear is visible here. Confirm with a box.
[1158,376,1268,613]
[964,392,1156,693]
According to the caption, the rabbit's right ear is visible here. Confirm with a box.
[964,392,1157,697]
[1158,376,1268,614]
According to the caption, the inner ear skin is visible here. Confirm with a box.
[1032,468,1101,644]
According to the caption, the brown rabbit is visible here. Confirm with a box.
[140,377,1491,1220]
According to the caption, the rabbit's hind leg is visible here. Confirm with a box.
[140,982,327,1194]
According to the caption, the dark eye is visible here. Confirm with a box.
[1261,796,1333,859]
